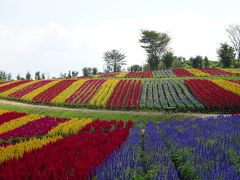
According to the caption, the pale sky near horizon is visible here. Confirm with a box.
[0,0,240,78]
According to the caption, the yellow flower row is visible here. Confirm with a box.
[51,79,87,104]
[89,79,119,107]
[21,80,61,101]
[0,136,62,163]
[0,114,42,134]
[185,68,210,76]
[0,80,39,97]
[211,79,240,95]
[0,81,15,88]
[115,72,128,78]
[93,74,101,78]
[220,68,240,74]
[47,118,92,137]
[0,110,8,115]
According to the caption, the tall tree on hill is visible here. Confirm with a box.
[217,43,235,67]
[35,71,41,80]
[226,25,240,60]
[203,56,209,67]
[162,51,174,69]
[41,73,46,80]
[92,68,98,75]
[103,49,126,72]
[190,56,203,68]
[139,30,171,70]
[26,72,31,80]
[71,71,79,78]
[0,71,11,81]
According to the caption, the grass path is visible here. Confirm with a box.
[0,99,223,122]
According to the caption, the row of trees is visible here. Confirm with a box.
[102,25,240,72]
[0,71,12,81]
[16,72,46,80]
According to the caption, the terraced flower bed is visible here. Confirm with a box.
[0,109,239,179]
[0,77,239,112]
[79,68,239,78]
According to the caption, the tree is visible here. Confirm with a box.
[41,73,46,80]
[0,71,7,81]
[139,30,171,70]
[35,71,41,80]
[6,73,12,81]
[103,49,126,72]
[92,68,98,75]
[67,71,72,78]
[203,56,209,68]
[128,64,142,72]
[190,56,203,68]
[16,74,21,80]
[71,71,79,78]
[217,43,235,67]
[162,51,174,69]
[82,67,90,76]
[143,64,150,71]
[25,72,31,80]
[226,25,240,60]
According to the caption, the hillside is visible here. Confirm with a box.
[0,68,239,112]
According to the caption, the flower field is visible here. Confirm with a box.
[140,80,204,110]
[79,68,238,78]
[0,110,134,179]
[0,109,239,179]
[0,75,239,111]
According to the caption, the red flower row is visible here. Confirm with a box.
[9,80,52,99]
[0,111,27,125]
[184,79,240,109]
[0,80,29,94]
[198,68,233,76]
[0,117,67,140]
[33,80,77,103]
[0,120,133,179]
[66,79,105,105]
[107,80,142,109]
[100,73,117,78]
[126,71,152,78]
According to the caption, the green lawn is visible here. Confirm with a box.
[0,103,205,124]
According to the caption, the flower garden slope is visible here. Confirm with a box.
[185,79,240,110]
[51,79,86,104]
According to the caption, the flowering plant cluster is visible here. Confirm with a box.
[0,110,134,179]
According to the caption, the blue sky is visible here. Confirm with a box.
[0,0,240,78]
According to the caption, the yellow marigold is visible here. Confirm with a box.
[0,136,62,163]
[89,79,119,107]
[47,118,92,137]
[51,79,87,104]
[21,80,61,101]
[220,68,240,74]
[211,79,240,95]
[0,110,8,115]
[0,80,39,97]
[0,114,42,134]
[0,81,17,88]
[115,72,128,78]
[185,69,210,76]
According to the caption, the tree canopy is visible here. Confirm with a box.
[139,30,171,70]
[217,43,235,68]
[103,49,126,73]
